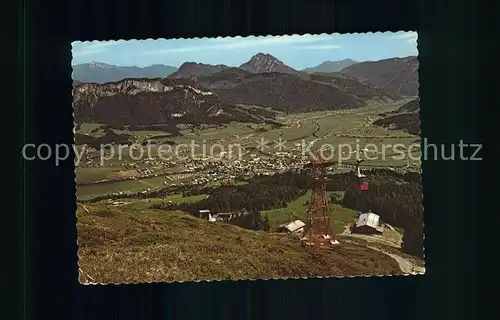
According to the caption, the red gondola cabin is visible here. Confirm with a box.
[359,181,369,191]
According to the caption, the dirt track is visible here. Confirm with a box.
[366,245,424,275]
[340,237,424,274]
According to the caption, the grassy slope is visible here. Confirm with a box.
[338,236,425,268]
[77,204,401,284]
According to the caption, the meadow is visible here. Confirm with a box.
[77,204,402,283]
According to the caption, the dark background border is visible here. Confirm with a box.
[9,0,487,319]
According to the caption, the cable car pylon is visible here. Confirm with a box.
[301,151,340,249]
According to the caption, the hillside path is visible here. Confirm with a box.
[366,245,424,274]
[340,226,424,275]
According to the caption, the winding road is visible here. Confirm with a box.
[366,245,425,275]
[340,225,424,275]
[341,238,424,274]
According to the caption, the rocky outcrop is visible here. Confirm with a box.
[168,62,230,80]
[239,53,298,74]
[72,78,277,126]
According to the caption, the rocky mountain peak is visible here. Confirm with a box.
[240,53,297,74]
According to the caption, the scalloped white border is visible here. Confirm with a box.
[72,31,424,285]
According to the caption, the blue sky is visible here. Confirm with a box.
[72,32,418,69]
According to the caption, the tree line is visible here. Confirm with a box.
[230,209,271,231]
[80,168,418,204]
[157,183,305,215]
[248,168,420,192]
[152,182,305,231]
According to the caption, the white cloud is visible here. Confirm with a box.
[208,34,334,46]
[72,41,124,56]
[72,49,100,56]
[301,44,341,50]
[391,32,418,43]
[143,46,207,54]
[144,34,337,54]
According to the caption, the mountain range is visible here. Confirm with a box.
[341,56,419,96]
[72,62,178,83]
[73,53,419,130]
[72,55,418,97]
[72,55,348,83]
[301,59,358,74]
[168,62,229,80]
[73,78,280,127]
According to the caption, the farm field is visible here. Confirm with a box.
[94,193,209,209]
[76,175,195,200]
